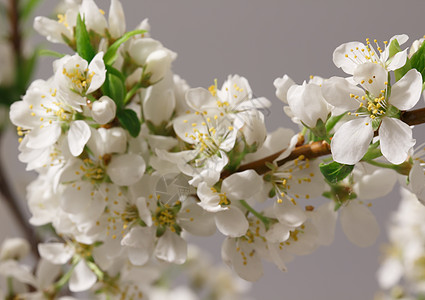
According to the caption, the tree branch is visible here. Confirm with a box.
[8,0,22,60]
[226,107,425,177]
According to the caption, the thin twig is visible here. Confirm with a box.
[228,107,425,177]
[8,0,22,60]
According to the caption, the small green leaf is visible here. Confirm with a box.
[76,14,95,62]
[117,109,141,137]
[103,29,146,65]
[389,38,412,81]
[38,49,65,58]
[319,161,354,183]
[361,141,382,161]
[102,73,125,109]
[410,39,425,82]
[388,39,401,58]
[325,113,346,132]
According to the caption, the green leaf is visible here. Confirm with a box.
[102,73,125,109]
[38,49,65,58]
[103,29,146,65]
[319,161,354,183]
[117,109,141,137]
[388,39,401,58]
[389,39,412,81]
[75,14,95,62]
[410,39,425,82]
[361,141,382,161]
[20,0,43,21]
[325,113,346,132]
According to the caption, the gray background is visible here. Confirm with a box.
[2,0,425,299]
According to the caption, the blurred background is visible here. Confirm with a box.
[1,0,425,299]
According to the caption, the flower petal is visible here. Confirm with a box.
[214,206,249,237]
[155,230,187,264]
[353,63,387,96]
[322,76,364,111]
[107,154,146,186]
[274,198,306,228]
[389,69,422,110]
[222,170,263,201]
[69,260,97,292]
[379,117,415,164]
[340,201,379,247]
[87,52,106,94]
[333,41,367,74]
[185,87,216,110]
[26,123,61,149]
[331,118,373,164]
[38,243,74,264]
[68,121,91,156]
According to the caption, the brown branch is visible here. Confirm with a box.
[225,107,425,177]
[401,107,425,126]
[8,0,22,60]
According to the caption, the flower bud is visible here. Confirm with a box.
[91,96,117,124]
[145,49,173,83]
[0,238,30,261]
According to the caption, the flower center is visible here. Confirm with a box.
[63,64,95,95]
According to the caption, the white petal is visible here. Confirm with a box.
[155,230,187,264]
[340,201,379,247]
[33,16,71,44]
[221,237,237,268]
[68,121,91,156]
[387,50,408,71]
[333,41,367,74]
[265,223,291,243]
[0,260,37,287]
[107,154,146,186]
[222,170,263,201]
[379,117,415,164]
[322,76,364,111]
[274,198,306,228]
[331,118,373,165]
[26,123,61,149]
[178,202,216,236]
[377,258,403,289]
[36,259,62,289]
[143,87,176,125]
[409,160,425,202]
[353,63,387,96]
[287,82,329,128]
[121,227,154,266]
[310,202,337,246]
[69,260,97,292]
[185,87,216,110]
[389,69,422,110]
[354,168,397,200]
[274,74,295,103]
[214,206,249,237]
[79,0,107,35]
[87,52,106,94]
[108,0,126,39]
[38,243,74,264]
[233,243,263,282]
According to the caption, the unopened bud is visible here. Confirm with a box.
[0,238,30,261]
[145,49,172,83]
[91,96,117,125]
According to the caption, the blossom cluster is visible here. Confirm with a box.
[2,0,425,298]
